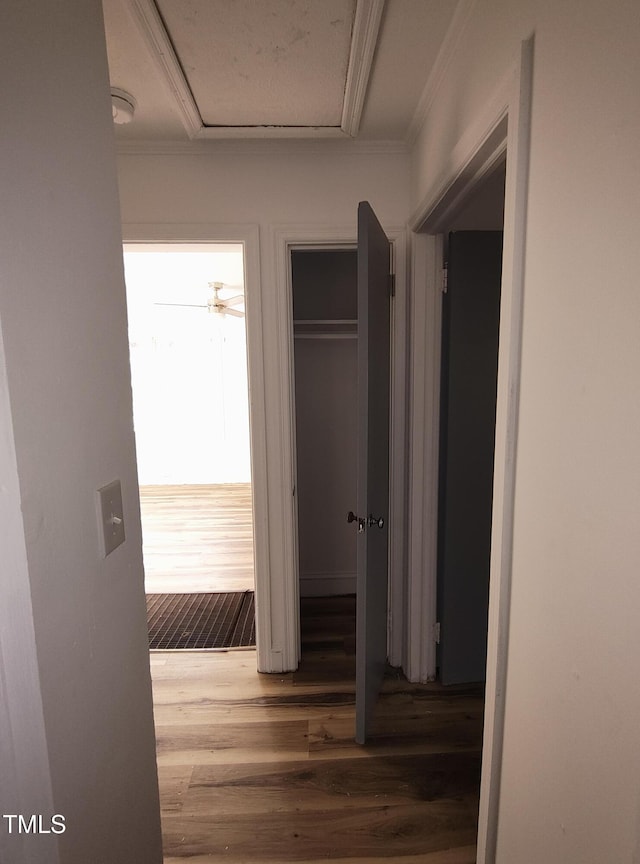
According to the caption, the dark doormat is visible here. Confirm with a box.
[146,591,255,650]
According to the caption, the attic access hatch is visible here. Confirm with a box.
[125,0,384,138]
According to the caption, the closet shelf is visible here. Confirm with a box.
[293,319,357,339]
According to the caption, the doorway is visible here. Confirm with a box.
[405,159,507,857]
[291,248,358,599]
[290,247,358,664]
[436,166,506,686]
[407,44,534,857]
[288,203,394,746]
[123,243,255,648]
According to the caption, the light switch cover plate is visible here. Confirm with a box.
[96,479,125,557]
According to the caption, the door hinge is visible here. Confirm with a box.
[442,264,448,294]
[389,272,396,297]
[434,622,441,644]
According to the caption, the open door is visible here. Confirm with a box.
[438,231,503,685]
[353,201,392,744]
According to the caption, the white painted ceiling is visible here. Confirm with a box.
[102,0,459,145]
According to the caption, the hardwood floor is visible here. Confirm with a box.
[152,598,483,863]
[140,483,254,594]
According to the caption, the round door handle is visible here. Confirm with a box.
[347,511,366,533]
[368,515,384,529]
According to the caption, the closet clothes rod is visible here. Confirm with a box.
[294,333,358,340]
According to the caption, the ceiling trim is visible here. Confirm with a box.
[115,138,409,157]
[405,0,477,147]
[125,0,385,140]
[341,0,385,137]
[196,126,347,140]
[127,0,202,138]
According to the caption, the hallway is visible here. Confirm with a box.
[151,599,483,862]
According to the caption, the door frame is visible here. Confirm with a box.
[270,223,408,671]
[405,38,534,863]
[119,223,272,668]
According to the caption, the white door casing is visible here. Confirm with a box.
[271,223,408,674]
[119,223,272,668]
[406,37,534,864]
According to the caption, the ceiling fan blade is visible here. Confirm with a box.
[154,302,208,308]
[223,307,245,318]
[222,295,245,307]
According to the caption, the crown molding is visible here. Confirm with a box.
[115,137,409,157]
[405,0,477,148]
[125,0,384,141]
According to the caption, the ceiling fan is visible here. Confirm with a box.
[154,281,245,317]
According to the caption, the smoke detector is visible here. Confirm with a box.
[111,88,136,125]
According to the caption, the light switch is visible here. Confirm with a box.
[96,480,125,557]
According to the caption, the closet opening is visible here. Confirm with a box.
[290,247,358,656]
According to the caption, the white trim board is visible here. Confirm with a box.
[404,232,442,683]
[405,38,534,864]
[408,82,511,233]
[270,223,409,673]
[119,223,276,672]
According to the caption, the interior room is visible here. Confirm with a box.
[124,243,256,649]
[1,2,639,864]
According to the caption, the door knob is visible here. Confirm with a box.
[348,512,384,532]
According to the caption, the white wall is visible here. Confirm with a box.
[295,338,358,595]
[0,3,162,862]
[412,1,640,861]
[0,329,55,864]
[118,148,410,228]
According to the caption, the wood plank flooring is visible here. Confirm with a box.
[140,483,254,594]
[152,598,483,863]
